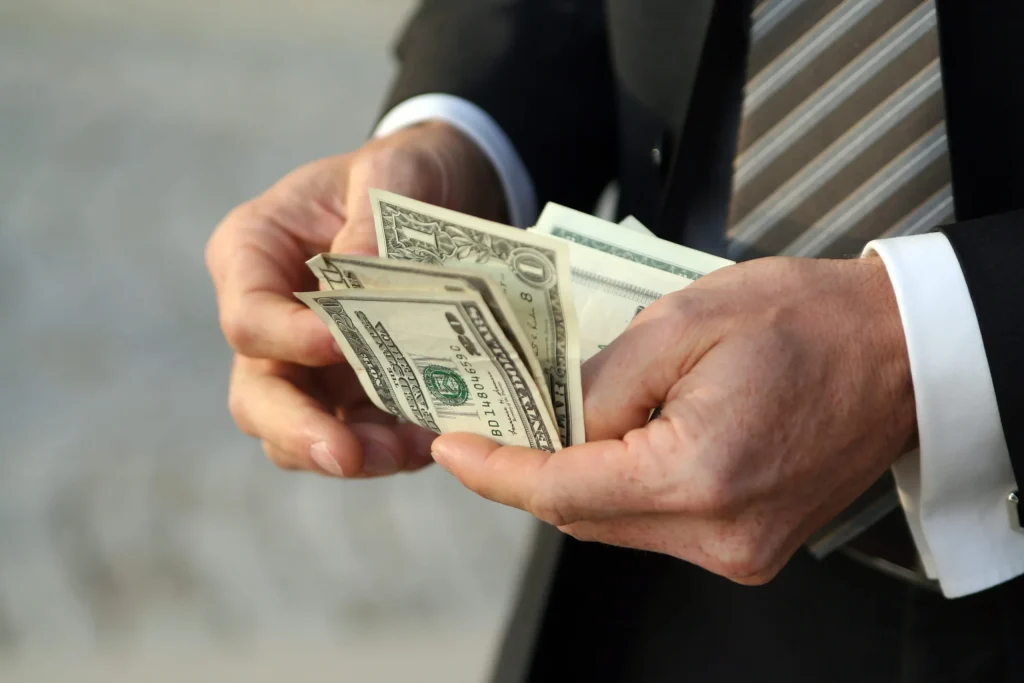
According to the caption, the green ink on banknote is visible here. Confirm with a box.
[423,365,470,406]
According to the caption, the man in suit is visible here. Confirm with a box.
[205,0,1024,680]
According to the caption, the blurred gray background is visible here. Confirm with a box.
[0,1,538,680]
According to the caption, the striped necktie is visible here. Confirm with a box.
[726,0,954,260]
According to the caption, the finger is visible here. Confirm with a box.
[262,431,432,478]
[347,420,438,474]
[432,426,684,525]
[582,295,721,441]
[231,357,439,476]
[261,422,434,477]
[430,433,551,512]
[224,289,340,367]
[394,420,440,471]
[230,356,400,476]
[231,357,361,474]
[328,399,438,471]
[214,219,342,367]
[331,145,446,255]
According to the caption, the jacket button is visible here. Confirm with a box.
[650,145,663,167]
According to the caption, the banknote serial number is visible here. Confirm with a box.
[452,348,504,438]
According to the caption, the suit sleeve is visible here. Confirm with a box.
[381,0,618,213]
[942,216,1024,476]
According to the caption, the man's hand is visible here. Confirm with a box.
[206,122,506,477]
[431,256,917,583]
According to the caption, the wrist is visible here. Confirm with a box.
[857,255,919,454]
[395,121,509,224]
[373,95,535,226]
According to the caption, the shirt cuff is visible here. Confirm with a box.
[865,233,1024,598]
[373,94,538,228]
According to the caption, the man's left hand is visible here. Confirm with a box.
[431,256,917,584]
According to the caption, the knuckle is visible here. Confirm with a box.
[218,200,261,237]
[739,570,778,586]
[559,522,599,543]
[229,395,254,438]
[619,433,673,504]
[714,527,783,584]
[720,540,768,582]
[227,388,255,437]
[221,310,257,354]
[295,319,334,365]
[296,338,322,366]
[619,421,695,513]
[528,492,572,528]
[206,200,262,287]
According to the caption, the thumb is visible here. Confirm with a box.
[582,295,719,441]
[331,144,448,255]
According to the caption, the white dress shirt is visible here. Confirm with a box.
[376,93,1023,598]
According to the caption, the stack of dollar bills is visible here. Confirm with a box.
[298,189,733,452]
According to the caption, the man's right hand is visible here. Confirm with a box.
[205,122,508,478]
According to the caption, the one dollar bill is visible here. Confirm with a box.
[305,253,554,416]
[369,188,585,447]
[296,288,561,453]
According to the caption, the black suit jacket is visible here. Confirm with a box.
[384,2,1024,681]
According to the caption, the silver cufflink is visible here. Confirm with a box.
[1008,490,1022,532]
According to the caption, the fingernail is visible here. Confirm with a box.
[362,441,398,475]
[310,441,344,476]
[332,340,346,358]
[431,440,452,470]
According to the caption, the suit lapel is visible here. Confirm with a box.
[934,0,1024,220]
[604,0,717,232]
[606,0,716,140]
[659,0,754,255]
